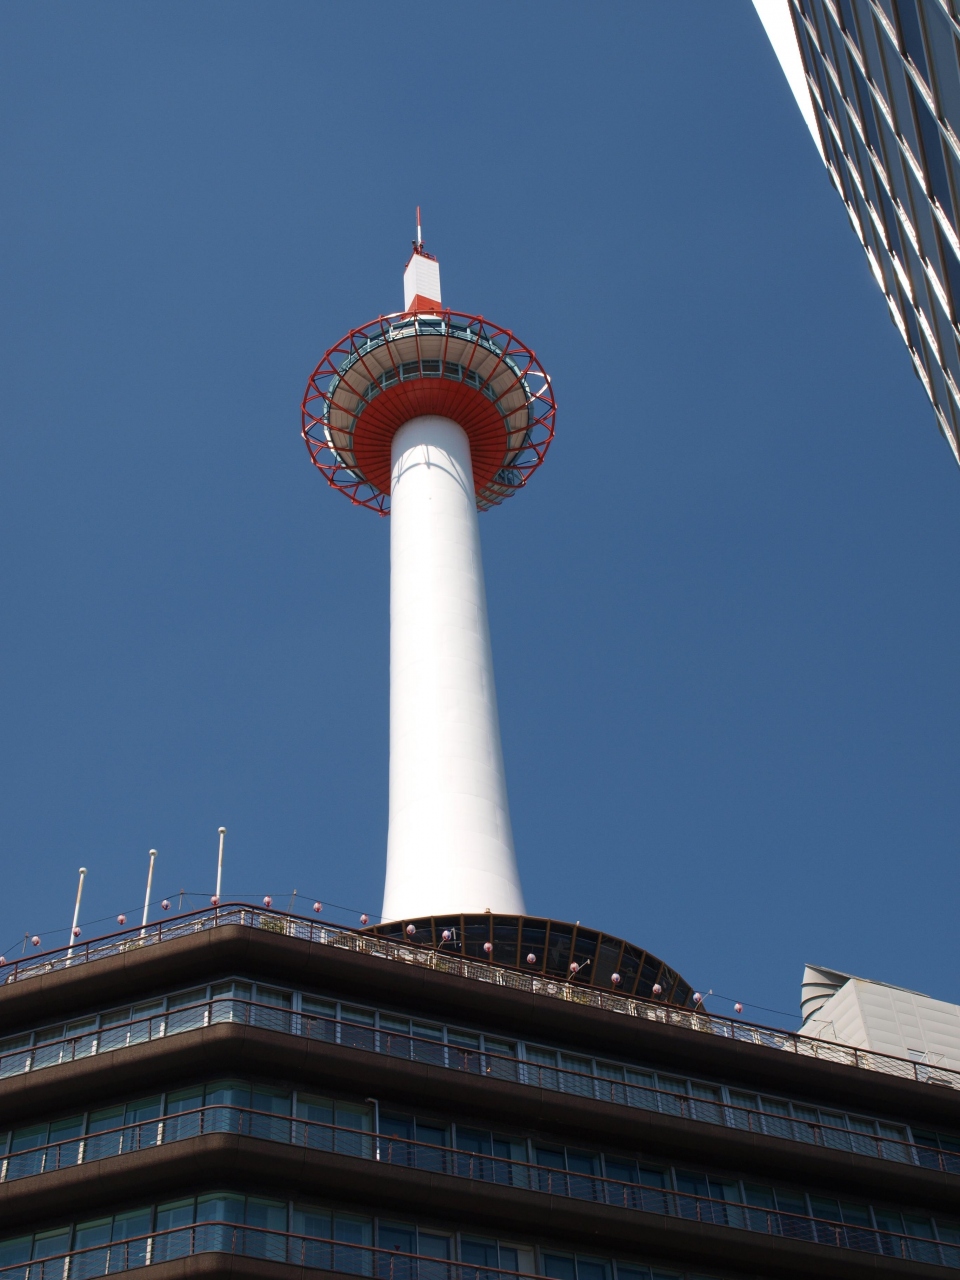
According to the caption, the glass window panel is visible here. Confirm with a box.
[167,988,206,1009]
[31,1229,71,1260]
[112,1211,151,1241]
[898,0,931,83]
[379,1015,410,1033]
[125,1097,162,1123]
[205,1081,250,1107]
[166,1088,204,1115]
[48,1116,84,1141]
[256,987,292,1009]
[301,996,336,1017]
[542,1254,576,1280]
[196,1194,244,1224]
[332,1211,373,1276]
[10,1124,46,1153]
[99,1009,131,1028]
[810,1195,842,1222]
[245,1198,287,1231]
[460,1239,499,1268]
[604,1158,638,1183]
[86,1107,124,1134]
[252,1086,291,1115]
[416,1234,451,1280]
[576,1259,611,1280]
[156,1199,195,1231]
[74,1219,112,1250]
[33,1026,65,1045]
[0,1238,32,1267]
[292,1206,331,1239]
[545,926,572,976]
[922,2,960,139]
[448,1030,480,1049]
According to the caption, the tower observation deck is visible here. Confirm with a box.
[302,226,555,922]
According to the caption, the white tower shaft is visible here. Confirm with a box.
[383,415,525,920]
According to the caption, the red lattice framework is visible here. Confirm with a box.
[301,310,556,514]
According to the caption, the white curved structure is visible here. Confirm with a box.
[382,415,525,920]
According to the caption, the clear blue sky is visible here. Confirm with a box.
[0,2,957,1025]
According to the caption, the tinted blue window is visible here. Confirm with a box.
[896,0,931,82]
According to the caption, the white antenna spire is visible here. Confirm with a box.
[67,867,87,959]
[416,205,422,249]
[141,849,157,936]
[214,827,226,905]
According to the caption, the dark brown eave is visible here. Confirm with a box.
[0,923,958,1132]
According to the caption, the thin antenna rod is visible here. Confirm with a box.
[215,827,226,903]
[141,850,157,936]
[66,867,87,960]
[416,206,422,249]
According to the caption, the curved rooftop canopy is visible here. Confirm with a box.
[369,914,696,1007]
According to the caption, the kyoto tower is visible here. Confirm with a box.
[302,216,555,922]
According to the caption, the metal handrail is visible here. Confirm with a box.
[3,903,959,1095]
[1,1039,955,1181]
[0,1132,955,1275]
[0,1223,539,1280]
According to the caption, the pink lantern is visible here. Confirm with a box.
[116,915,126,926]
[210,896,219,907]
[734,1002,743,1015]
[314,902,323,914]
[611,972,621,985]
[693,992,702,1004]
[360,914,369,925]
[526,952,537,965]
[0,957,5,966]
[569,962,579,974]
[652,983,662,995]
[406,924,416,937]
[31,936,40,947]
[442,930,451,941]
[72,927,81,937]
[263,895,273,908]
[161,900,170,911]
[483,941,492,954]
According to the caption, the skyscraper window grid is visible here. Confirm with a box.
[789,0,960,463]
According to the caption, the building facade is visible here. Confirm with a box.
[757,0,960,465]
[0,906,958,1280]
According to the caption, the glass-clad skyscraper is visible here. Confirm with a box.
[758,0,960,465]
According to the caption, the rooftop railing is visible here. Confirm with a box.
[3,904,959,1095]
[0,1105,957,1272]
